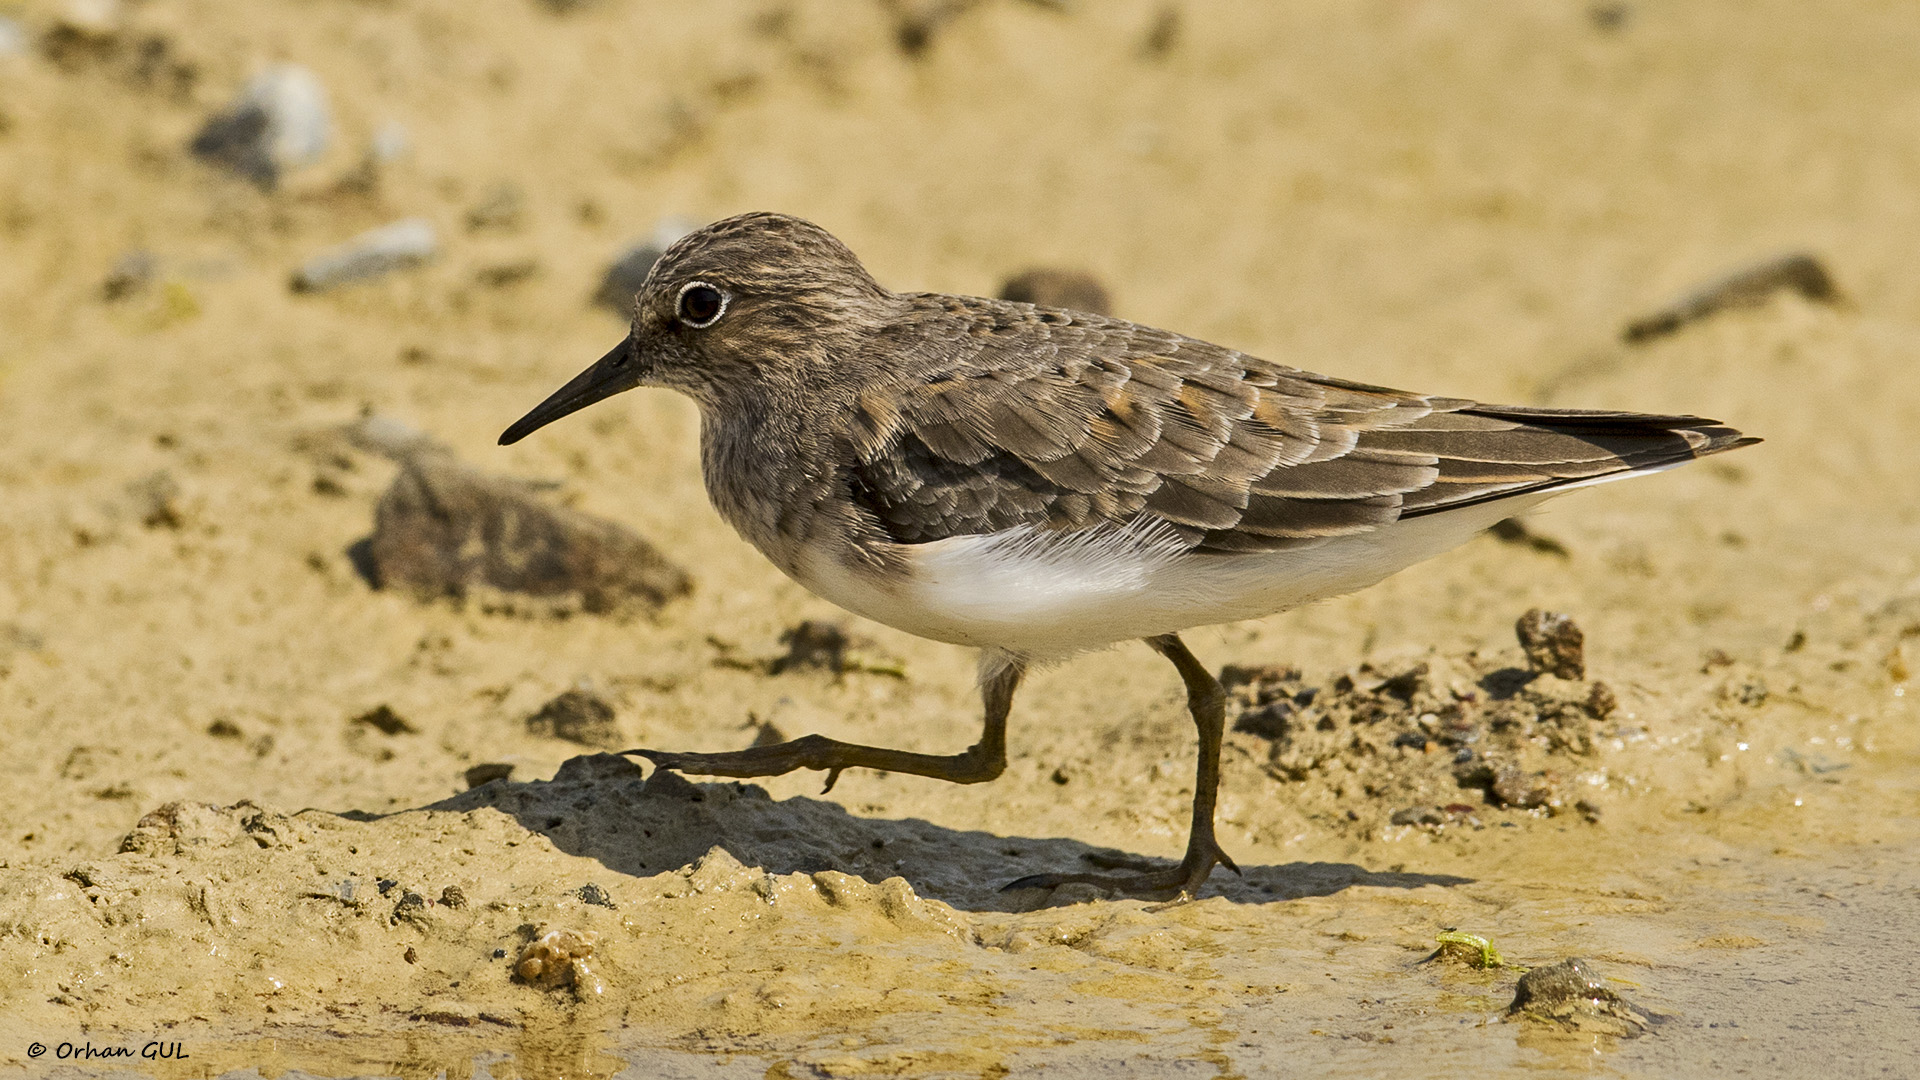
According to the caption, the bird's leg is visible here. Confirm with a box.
[1004,633,1240,902]
[627,653,1024,794]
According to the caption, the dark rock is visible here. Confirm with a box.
[439,885,468,909]
[1509,958,1651,1036]
[463,762,514,788]
[189,65,330,190]
[1516,609,1584,680]
[1233,700,1293,739]
[101,250,156,301]
[640,767,702,801]
[128,470,182,529]
[525,691,621,748]
[1623,252,1841,344]
[1390,806,1444,826]
[998,268,1112,316]
[552,752,645,784]
[770,620,851,674]
[367,455,690,617]
[1487,517,1570,557]
[593,218,696,313]
[1584,681,1617,719]
[352,704,416,736]
[576,882,616,908]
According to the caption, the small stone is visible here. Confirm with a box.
[1623,252,1840,344]
[640,767,701,801]
[552,752,645,784]
[467,183,525,231]
[292,218,436,291]
[439,885,468,909]
[101,250,156,301]
[127,470,182,529]
[206,719,243,740]
[514,928,598,993]
[593,217,697,313]
[0,16,27,59]
[998,268,1112,316]
[1491,765,1555,809]
[1233,700,1293,739]
[390,890,428,926]
[525,690,620,748]
[366,455,691,617]
[1584,681,1618,720]
[770,620,850,674]
[190,64,331,190]
[1516,609,1584,680]
[352,704,416,736]
[1509,958,1650,1036]
[575,883,616,908]
[463,762,514,788]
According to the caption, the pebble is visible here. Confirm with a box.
[463,763,514,789]
[101,250,157,301]
[1508,958,1651,1036]
[292,218,436,292]
[0,16,27,58]
[593,217,697,313]
[524,689,621,748]
[997,268,1113,316]
[190,64,331,190]
[367,450,691,616]
[1623,252,1840,343]
[1516,608,1585,680]
[514,928,602,998]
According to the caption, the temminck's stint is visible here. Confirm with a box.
[501,212,1756,899]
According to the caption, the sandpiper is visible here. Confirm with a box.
[501,212,1756,899]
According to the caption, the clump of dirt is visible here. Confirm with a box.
[1223,615,1626,836]
[1508,958,1652,1037]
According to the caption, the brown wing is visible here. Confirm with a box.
[840,298,1756,553]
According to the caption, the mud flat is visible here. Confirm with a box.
[1,1,1917,1076]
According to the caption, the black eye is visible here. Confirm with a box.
[676,281,727,328]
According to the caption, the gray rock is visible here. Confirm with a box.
[292,218,436,292]
[1509,958,1651,1036]
[594,217,697,313]
[190,64,331,189]
[365,453,690,617]
[998,268,1113,316]
[0,16,28,58]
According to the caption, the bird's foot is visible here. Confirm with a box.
[1002,834,1241,903]
[624,734,1002,794]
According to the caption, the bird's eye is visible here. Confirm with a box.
[676,281,727,328]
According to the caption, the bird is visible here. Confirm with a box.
[499,211,1756,900]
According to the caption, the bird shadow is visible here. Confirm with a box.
[409,753,1470,913]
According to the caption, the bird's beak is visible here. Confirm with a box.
[498,336,642,446]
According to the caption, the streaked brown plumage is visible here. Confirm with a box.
[501,212,1755,900]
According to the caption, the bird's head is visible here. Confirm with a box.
[500,212,891,445]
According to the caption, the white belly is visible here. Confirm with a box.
[792,491,1564,660]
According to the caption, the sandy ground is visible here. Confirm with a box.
[2,0,1918,1076]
